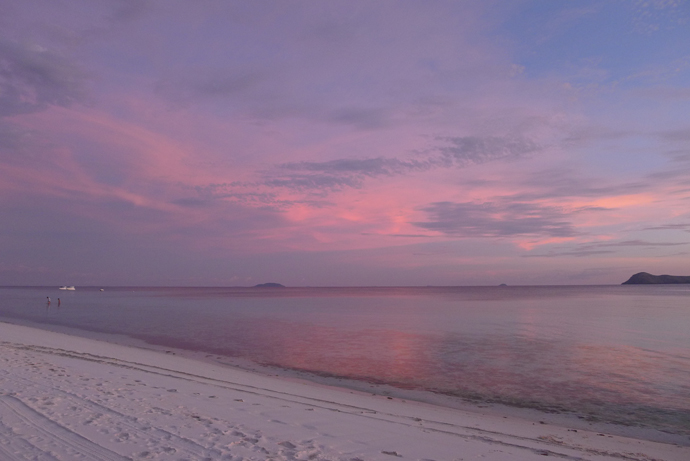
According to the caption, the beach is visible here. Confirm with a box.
[0,322,687,460]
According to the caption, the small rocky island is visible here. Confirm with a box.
[622,272,690,285]
[253,282,286,288]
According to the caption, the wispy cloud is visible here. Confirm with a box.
[630,0,690,34]
[413,201,577,238]
[327,107,391,130]
[660,127,690,142]
[642,223,690,232]
[435,135,540,165]
[523,239,690,258]
[155,69,268,109]
[279,157,431,177]
[259,135,541,194]
[0,123,35,152]
[0,39,89,117]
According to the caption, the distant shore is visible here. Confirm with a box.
[622,272,690,284]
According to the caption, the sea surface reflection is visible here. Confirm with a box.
[1,285,689,435]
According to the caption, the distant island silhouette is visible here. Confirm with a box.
[622,272,690,285]
[253,283,286,288]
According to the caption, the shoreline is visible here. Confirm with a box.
[1,316,688,446]
[0,321,688,460]
[3,317,690,444]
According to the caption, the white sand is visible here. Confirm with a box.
[0,322,687,461]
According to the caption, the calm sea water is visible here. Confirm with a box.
[1,285,689,436]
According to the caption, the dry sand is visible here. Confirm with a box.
[0,322,687,460]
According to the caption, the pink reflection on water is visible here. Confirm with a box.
[252,321,435,388]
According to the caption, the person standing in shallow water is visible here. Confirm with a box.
[57,298,61,307]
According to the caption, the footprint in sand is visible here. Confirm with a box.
[279,441,297,449]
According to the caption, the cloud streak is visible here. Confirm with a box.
[523,239,690,258]
[413,201,578,238]
[0,39,89,117]
[435,136,541,166]
[261,135,541,194]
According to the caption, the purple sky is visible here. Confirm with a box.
[1,1,689,286]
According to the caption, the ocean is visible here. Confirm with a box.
[1,285,689,437]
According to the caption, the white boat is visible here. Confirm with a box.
[59,286,76,291]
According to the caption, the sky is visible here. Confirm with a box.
[1,0,689,286]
